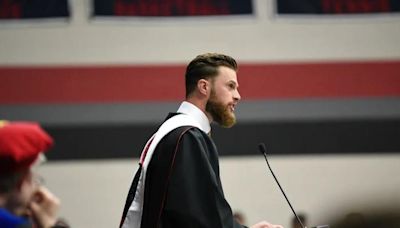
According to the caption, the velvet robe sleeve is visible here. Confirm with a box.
[160,128,246,228]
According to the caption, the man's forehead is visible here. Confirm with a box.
[216,66,238,80]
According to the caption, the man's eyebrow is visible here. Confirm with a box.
[228,80,239,87]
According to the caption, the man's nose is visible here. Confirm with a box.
[234,90,241,101]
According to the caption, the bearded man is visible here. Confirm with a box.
[121,53,283,228]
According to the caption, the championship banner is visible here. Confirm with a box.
[277,0,400,14]
[93,0,253,17]
[0,0,70,19]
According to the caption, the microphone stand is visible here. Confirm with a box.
[258,143,307,228]
[258,143,330,228]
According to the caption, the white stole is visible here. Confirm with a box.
[122,114,201,228]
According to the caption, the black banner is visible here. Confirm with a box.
[277,0,400,14]
[44,118,400,160]
[94,0,253,17]
[0,0,69,19]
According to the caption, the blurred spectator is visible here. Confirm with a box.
[233,211,247,226]
[291,213,307,228]
[0,120,69,228]
[330,210,400,228]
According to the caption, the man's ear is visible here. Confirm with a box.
[197,79,210,97]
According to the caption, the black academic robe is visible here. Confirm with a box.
[122,113,245,228]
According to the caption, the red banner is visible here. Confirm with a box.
[94,0,253,17]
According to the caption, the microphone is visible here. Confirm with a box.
[258,143,307,228]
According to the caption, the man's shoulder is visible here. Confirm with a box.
[153,112,209,149]
[165,125,204,140]
[156,126,207,148]
[160,112,206,138]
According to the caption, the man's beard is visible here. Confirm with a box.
[206,90,236,128]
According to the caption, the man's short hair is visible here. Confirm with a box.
[185,53,237,97]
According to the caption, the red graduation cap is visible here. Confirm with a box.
[0,121,53,174]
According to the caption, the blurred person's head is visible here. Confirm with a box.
[233,211,246,225]
[0,120,53,216]
[330,210,400,228]
[291,213,307,228]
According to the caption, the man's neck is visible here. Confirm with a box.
[184,98,213,123]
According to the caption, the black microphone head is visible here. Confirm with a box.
[258,143,267,154]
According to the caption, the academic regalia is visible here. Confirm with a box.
[121,102,245,228]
